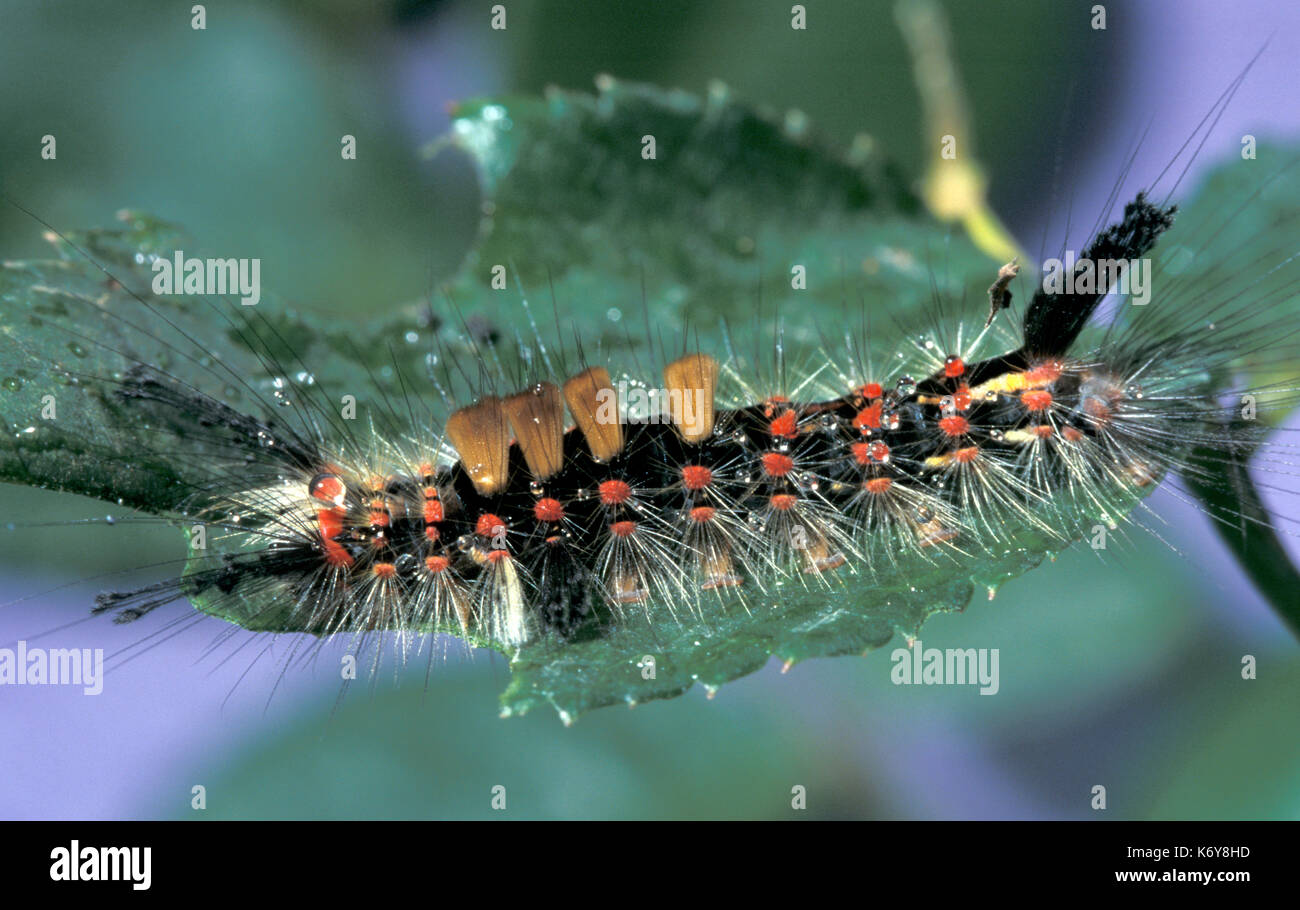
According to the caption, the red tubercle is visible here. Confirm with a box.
[322,540,354,567]
[859,382,883,400]
[1083,398,1113,423]
[372,562,397,579]
[852,401,883,432]
[850,441,889,465]
[944,355,965,378]
[1021,389,1053,412]
[317,508,345,540]
[309,473,346,506]
[422,497,444,524]
[953,446,980,464]
[864,477,893,495]
[609,520,638,538]
[1062,426,1084,442]
[681,464,713,490]
[476,513,506,537]
[761,452,795,477]
[689,506,716,523]
[938,415,969,437]
[485,548,511,564]
[1033,424,1054,439]
[425,555,451,573]
[424,525,441,542]
[768,410,798,439]
[1025,359,1064,386]
[367,502,390,528]
[533,497,565,523]
[762,395,790,417]
[769,493,798,511]
[598,479,633,506]
[952,384,972,412]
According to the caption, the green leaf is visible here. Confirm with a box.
[428,79,979,356]
[2,80,1280,721]
[0,212,466,514]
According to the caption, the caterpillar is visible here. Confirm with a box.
[2,77,1297,722]
[78,194,1181,639]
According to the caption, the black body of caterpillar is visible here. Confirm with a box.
[93,194,1185,648]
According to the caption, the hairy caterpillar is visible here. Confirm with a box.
[2,75,1297,722]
